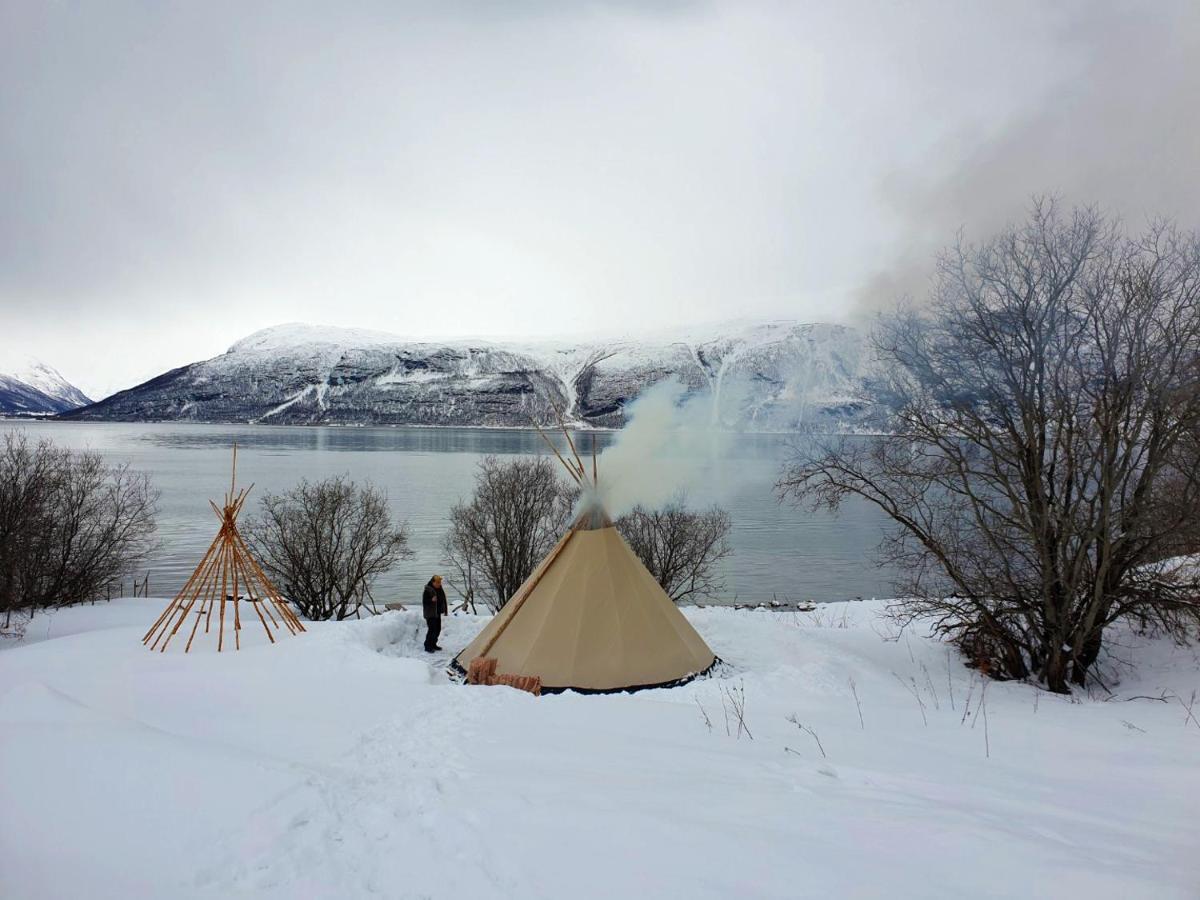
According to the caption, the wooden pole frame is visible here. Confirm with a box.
[548,398,587,480]
[529,417,585,487]
[142,443,306,653]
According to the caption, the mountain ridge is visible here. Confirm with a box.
[63,320,880,430]
[0,359,92,416]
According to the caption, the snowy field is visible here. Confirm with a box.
[2,599,1198,899]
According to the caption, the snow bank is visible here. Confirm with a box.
[1,599,1197,898]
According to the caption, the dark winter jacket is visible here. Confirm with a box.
[422,580,448,619]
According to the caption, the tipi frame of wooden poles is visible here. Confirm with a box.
[143,444,306,653]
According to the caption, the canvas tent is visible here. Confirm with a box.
[452,430,717,693]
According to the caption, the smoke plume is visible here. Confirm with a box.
[855,2,1200,317]
[590,379,742,518]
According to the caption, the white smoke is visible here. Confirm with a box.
[589,378,746,518]
[856,4,1200,317]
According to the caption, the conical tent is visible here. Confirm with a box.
[143,445,305,653]
[453,429,717,693]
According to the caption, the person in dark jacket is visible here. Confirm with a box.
[422,575,448,653]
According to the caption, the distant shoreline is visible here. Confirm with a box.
[4,417,889,438]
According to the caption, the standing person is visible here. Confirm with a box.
[422,575,448,653]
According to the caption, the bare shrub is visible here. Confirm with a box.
[245,476,411,621]
[848,677,865,729]
[893,672,929,726]
[720,679,753,740]
[616,496,732,602]
[786,715,827,757]
[442,456,575,611]
[0,431,157,634]
[780,200,1200,692]
[1179,690,1199,732]
[694,696,713,732]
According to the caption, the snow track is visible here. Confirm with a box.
[196,689,523,898]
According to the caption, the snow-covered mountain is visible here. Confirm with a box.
[64,321,880,430]
[0,359,92,415]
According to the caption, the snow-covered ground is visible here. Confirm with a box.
[2,599,1197,899]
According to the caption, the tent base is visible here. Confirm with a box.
[448,655,722,696]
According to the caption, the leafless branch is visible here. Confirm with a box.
[1,431,158,632]
[442,456,575,611]
[694,696,713,732]
[720,679,753,740]
[779,200,1200,693]
[245,476,411,621]
[848,677,865,730]
[1179,689,1200,732]
[893,671,928,726]
[786,714,827,758]
[616,495,732,603]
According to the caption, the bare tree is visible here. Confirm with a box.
[442,456,576,611]
[616,496,732,602]
[779,200,1200,692]
[1147,413,1200,558]
[1,432,158,634]
[245,476,412,621]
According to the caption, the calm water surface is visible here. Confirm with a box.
[2,421,897,606]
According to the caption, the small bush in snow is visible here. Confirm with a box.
[245,476,411,621]
[616,496,732,603]
[442,456,575,611]
[0,431,157,633]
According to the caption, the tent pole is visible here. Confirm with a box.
[529,418,583,486]
[546,397,587,477]
[143,531,222,644]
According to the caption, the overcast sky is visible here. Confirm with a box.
[2,1,1197,399]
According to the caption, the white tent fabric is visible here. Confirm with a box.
[453,525,717,693]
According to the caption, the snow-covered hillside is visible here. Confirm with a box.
[64,321,879,430]
[0,358,91,415]
[2,599,1197,898]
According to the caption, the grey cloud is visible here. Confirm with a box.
[1,2,1196,397]
[857,1,1200,314]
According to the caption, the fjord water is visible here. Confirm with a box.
[3,422,896,607]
